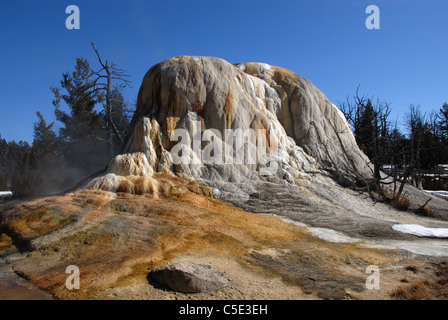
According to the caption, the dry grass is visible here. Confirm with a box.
[381,187,411,211]
[391,261,448,300]
[405,265,418,273]
[415,203,434,217]
[391,195,411,211]
[0,233,12,250]
[391,281,432,300]
[432,261,448,298]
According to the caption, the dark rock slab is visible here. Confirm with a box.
[149,262,229,293]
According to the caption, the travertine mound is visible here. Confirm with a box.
[235,62,371,181]
[87,56,372,198]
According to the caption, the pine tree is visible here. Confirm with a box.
[51,57,109,181]
[0,135,8,190]
[108,89,131,154]
[437,103,448,142]
[30,112,67,195]
[33,112,58,149]
[354,99,377,159]
[9,141,32,197]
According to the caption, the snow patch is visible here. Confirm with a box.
[268,214,448,257]
[425,190,448,197]
[368,240,448,257]
[392,224,448,238]
[0,191,13,200]
[308,227,360,243]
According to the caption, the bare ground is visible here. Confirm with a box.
[0,173,447,300]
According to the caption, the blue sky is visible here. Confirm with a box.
[0,0,447,143]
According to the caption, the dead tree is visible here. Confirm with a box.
[339,88,410,202]
[90,43,132,157]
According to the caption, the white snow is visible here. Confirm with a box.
[0,191,12,197]
[392,224,448,238]
[263,214,448,257]
[424,190,448,197]
[369,240,448,257]
[307,227,360,243]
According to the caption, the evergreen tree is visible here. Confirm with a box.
[0,135,8,190]
[354,99,377,159]
[406,105,425,169]
[9,141,32,197]
[107,89,131,154]
[33,112,58,149]
[1,55,133,198]
[51,57,109,182]
[437,103,448,142]
[388,127,408,167]
[30,112,67,195]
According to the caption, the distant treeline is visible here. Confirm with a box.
[339,88,448,190]
[0,56,134,197]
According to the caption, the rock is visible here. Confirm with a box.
[86,56,372,198]
[149,262,229,293]
[236,62,372,183]
[126,56,320,182]
[107,152,154,177]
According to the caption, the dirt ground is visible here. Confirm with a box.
[0,173,447,300]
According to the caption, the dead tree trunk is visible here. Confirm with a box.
[91,43,131,158]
